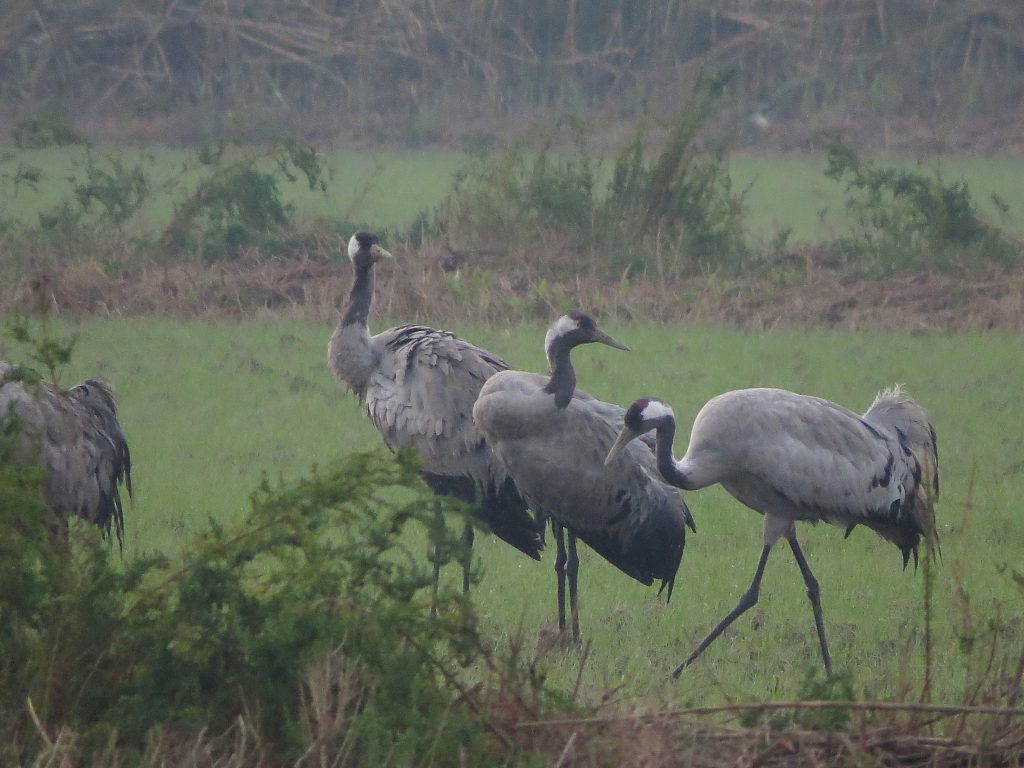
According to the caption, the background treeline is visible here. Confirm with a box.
[2,0,1023,148]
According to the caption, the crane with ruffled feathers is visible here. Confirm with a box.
[473,311,695,642]
[328,231,543,595]
[1,362,132,548]
[605,386,939,676]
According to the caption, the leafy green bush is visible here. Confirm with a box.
[0,153,43,199]
[13,111,86,149]
[71,152,150,227]
[0,312,519,764]
[0,441,509,765]
[0,410,65,736]
[5,313,75,387]
[825,142,1022,273]
[3,140,328,274]
[436,78,748,277]
[600,82,748,276]
[159,140,328,263]
[437,130,595,257]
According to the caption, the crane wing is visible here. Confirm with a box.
[365,327,542,558]
[702,389,932,565]
[366,326,508,474]
[1,365,131,547]
[475,378,692,591]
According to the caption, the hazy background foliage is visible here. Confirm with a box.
[0,1,1022,150]
[1,1,1022,321]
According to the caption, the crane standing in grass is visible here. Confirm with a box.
[605,386,939,676]
[473,311,695,642]
[1,362,132,548]
[328,231,543,596]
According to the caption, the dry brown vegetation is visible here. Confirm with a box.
[2,1,1023,150]
[7,243,1024,332]
[27,698,1024,766]
[503,703,1024,768]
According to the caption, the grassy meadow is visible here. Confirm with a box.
[3,146,1023,242]
[3,316,1020,708]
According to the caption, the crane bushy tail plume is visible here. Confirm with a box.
[860,385,940,568]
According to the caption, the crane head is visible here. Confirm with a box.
[70,378,119,416]
[605,397,675,465]
[543,310,629,366]
[348,230,393,267]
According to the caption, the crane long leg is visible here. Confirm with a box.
[671,544,772,679]
[788,535,833,676]
[430,499,443,617]
[567,531,580,643]
[553,521,568,636]
[461,523,475,594]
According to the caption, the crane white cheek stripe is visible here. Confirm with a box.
[543,314,579,360]
[641,400,674,422]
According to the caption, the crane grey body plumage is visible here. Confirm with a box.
[0,363,132,548]
[473,312,695,641]
[328,232,542,590]
[605,386,939,676]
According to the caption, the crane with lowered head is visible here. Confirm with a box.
[605,386,939,676]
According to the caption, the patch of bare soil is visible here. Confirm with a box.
[4,253,1023,332]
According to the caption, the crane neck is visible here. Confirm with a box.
[342,260,374,329]
[542,339,577,409]
[329,260,377,397]
[654,418,692,489]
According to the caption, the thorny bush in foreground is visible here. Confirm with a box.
[0,445,521,765]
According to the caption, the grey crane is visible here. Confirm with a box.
[1,362,132,548]
[473,311,696,642]
[328,231,543,595]
[604,387,940,676]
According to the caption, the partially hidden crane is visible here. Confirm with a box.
[605,387,939,676]
[473,311,695,642]
[1,362,132,549]
[328,231,543,596]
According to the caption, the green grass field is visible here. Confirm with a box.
[3,146,1023,242]
[3,317,1020,708]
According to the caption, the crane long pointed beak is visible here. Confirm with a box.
[370,244,394,259]
[604,427,638,466]
[594,330,629,352]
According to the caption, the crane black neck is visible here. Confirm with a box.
[653,417,690,489]
[342,259,374,328]
[542,338,577,409]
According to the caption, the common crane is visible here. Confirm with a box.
[1,362,132,548]
[473,311,695,642]
[604,387,940,676]
[328,231,543,597]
